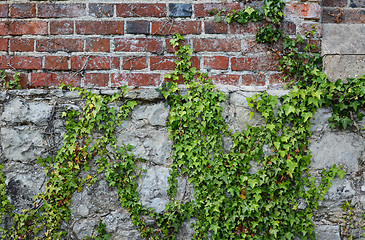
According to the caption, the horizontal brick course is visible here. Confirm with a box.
[193,39,241,52]
[38,4,87,18]
[114,38,163,53]
[37,39,84,53]
[10,3,36,18]
[76,21,124,35]
[71,56,120,70]
[112,73,160,87]
[9,38,34,52]
[152,21,201,35]
[116,4,166,17]
[30,72,81,87]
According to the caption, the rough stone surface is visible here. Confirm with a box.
[169,3,192,17]
[315,225,341,240]
[0,89,365,239]
[322,24,365,55]
[323,54,365,82]
[309,131,364,173]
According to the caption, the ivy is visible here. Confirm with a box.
[0,70,21,90]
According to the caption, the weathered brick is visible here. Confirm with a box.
[114,38,163,53]
[204,56,229,70]
[0,55,9,68]
[231,56,278,71]
[76,21,124,35]
[122,56,147,70]
[169,3,192,17]
[89,3,114,18]
[0,38,7,51]
[9,56,41,70]
[37,39,84,53]
[210,74,240,86]
[116,3,166,17]
[9,21,48,35]
[0,22,10,35]
[0,4,8,17]
[229,22,268,35]
[112,73,160,87]
[322,8,365,23]
[71,56,120,70]
[152,21,201,35]
[44,56,69,70]
[126,21,150,35]
[166,38,189,53]
[10,3,36,18]
[350,0,365,7]
[284,3,321,20]
[282,21,296,35]
[194,3,243,17]
[297,22,322,38]
[85,38,110,52]
[30,72,81,87]
[193,39,241,52]
[150,56,200,70]
[38,4,86,18]
[84,73,109,87]
[3,71,28,88]
[241,73,266,86]
[267,73,288,86]
[205,21,228,34]
[50,21,74,35]
[322,0,347,7]
[10,38,34,52]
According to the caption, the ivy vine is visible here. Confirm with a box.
[1,0,365,239]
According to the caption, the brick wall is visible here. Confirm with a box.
[0,1,321,89]
[322,0,365,23]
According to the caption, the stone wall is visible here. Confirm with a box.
[0,87,365,239]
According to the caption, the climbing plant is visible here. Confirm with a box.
[1,0,365,239]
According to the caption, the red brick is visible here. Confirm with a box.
[166,38,189,53]
[38,4,86,18]
[71,56,119,70]
[84,73,109,87]
[85,38,110,52]
[89,3,114,18]
[0,22,9,35]
[229,22,268,35]
[9,56,41,70]
[114,38,163,53]
[205,21,228,34]
[204,56,229,70]
[3,71,28,88]
[267,73,288,86]
[0,38,8,51]
[242,73,266,86]
[151,56,200,70]
[116,3,166,17]
[231,56,278,71]
[122,56,147,70]
[284,3,321,20]
[193,39,241,52]
[50,21,74,35]
[10,38,34,52]
[30,72,81,87]
[37,39,83,53]
[297,23,322,38]
[322,8,365,24]
[44,56,69,70]
[0,4,8,18]
[210,74,240,86]
[10,3,36,18]
[194,3,243,17]
[9,21,48,35]
[0,55,9,69]
[152,21,201,35]
[112,73,160,87]
[76,21,124,35]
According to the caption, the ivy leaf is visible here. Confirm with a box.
[283,104,295,116]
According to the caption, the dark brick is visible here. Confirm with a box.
[10,3,36,18]
[350,0,365,8]
[282,21,296,35]
[322,0,347,7]
[205,21,228,34]
[322,8,365,23]
[169,3,192,17]
[89,3,114,18]
[126,21,150,34]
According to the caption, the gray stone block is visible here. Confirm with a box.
[315,225,341,240]
[322,24,365,55]
[309,131,364,173]
[169,3,192,17]
[323,55,365,82]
